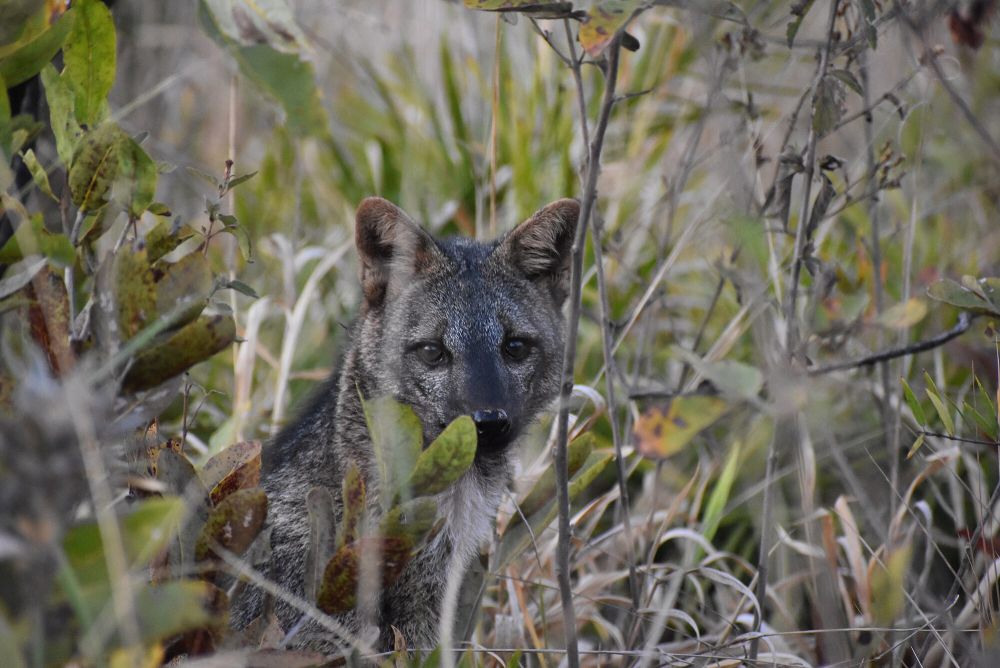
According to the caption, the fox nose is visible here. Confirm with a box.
[472,409,511,441]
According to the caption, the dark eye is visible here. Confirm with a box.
[502,337,532,362]
[414,341,447,367]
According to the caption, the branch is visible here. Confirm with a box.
[553,36,623,668]
[807,312,975,376]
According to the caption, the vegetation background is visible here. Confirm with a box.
[1,0,999,665]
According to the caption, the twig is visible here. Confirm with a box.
[894,1,1000,165]
[552,35,623,668]
[918,430,998,448]
[752,1,841,663]
[807,312,975,376]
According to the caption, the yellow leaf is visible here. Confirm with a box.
[869,546,911,626]
[876,298,927,329]
[632,396,728,459]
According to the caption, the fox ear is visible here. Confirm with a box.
[355,197,442,307]
[500,198,579,304]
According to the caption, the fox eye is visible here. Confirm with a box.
[502,337,532,362]
[414,341,447,367]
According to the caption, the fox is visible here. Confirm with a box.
[231,196,579,652]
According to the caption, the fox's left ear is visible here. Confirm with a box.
[498,198,579,304]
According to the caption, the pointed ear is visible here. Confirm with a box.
[355,197,443,307]
[498,198,579,304]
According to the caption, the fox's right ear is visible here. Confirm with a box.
[355,197,442,308]
[499,198,579,305]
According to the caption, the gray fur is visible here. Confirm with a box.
[230,197,578,652]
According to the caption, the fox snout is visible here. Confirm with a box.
[471,408,513,450]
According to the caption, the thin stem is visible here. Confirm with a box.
[553,37,622,668]
[752,1,841,663]
[784,0,841,354]
[807,312,975,376]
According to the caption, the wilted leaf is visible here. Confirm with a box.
[39,63,81,165]
[108,644,163,668]
[69,122,127,212]
[316,541,360,614]
[518,433,594,517]
[122,314,236,392]
[876,298,928,329]
[200,440,262,504]
[25,265,73,376]
[406,415,476,497]
[813,74,846,136]
[362,396,422,509]
[579,1,647,57]
[151,251,213,332]
[62,0,116,126]
[339,462,366,548]
[869,546,911,625]
[195,488,268,562]
[633,396,729,459]
[304,486,337,601]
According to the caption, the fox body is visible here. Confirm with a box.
[231,197,579,651]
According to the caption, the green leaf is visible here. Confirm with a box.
[62,497,183,594]
[200,0,310,51]
[406,415,476,497]
[114,135,158,218]
[62,0,116,126]
[379,497,438,546]
[900,377,926,426]
[518,433,594,517]
[671,346,763,399]
[632,396,729,459]
[21,148,57,201]
[220,221,253,262]
[39,63,82,166]
[0,256,46,300]
[905,433,925,459]
[0,6,74,87]
[195,487,268,562]
[859,0,877,48]
[132,580,221,645]
[198,1,328,139]
[924,372,954,436]
[0,213,74,267]
[122,314,236,392]
[701,440,741,545]
[870,546,911,626]
[927,277,1000,316]
[226,170,258,191]
[829,68,863,96]
[786,0,815,48]
[362,396,423,509]
[497,451,612,569]
[221,278,259,299]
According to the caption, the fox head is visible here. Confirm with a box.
[352,196,578,459]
